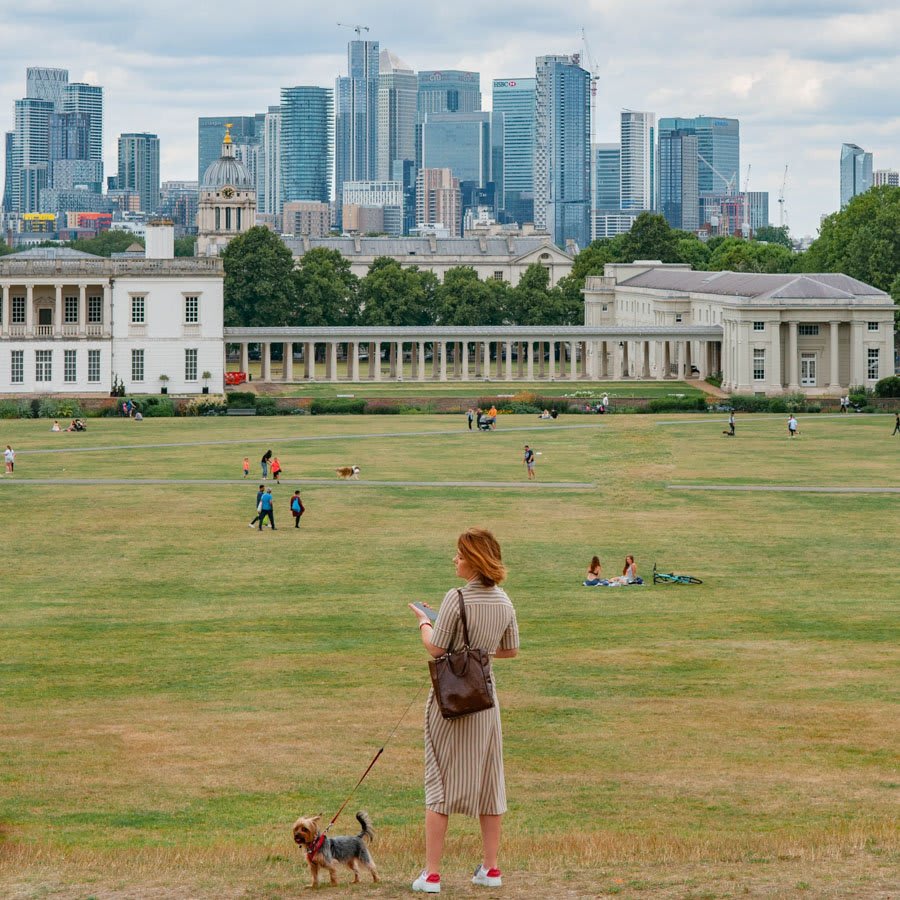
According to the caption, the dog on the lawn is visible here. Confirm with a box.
[336,465,361,479]
[292,810,378,887]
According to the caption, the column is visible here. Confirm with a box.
[547,341,556,379]
[25,285,34,331]
[410,342,417,380]
[849,320,865,386]
[305,342,316,379]
[396,341,404,380]
[505,341,513,380]
[101,283,111,336]
[787,320,799,390]
[326,343,338,381]
[641,342,651,378]
[461,342,469,381]
[698,341,709,380]
[453,342,461,378]
[1,285,8,336]
[54,285,63,334]
[349,341,359,381]
[496,342,503,379]
[769,323,782,393]
[569,341,578,379]
[482,342,490,379]
[538,341,546,378]
[373,342,382,381]
[78,285,87,335]
[283,343,293,382]
[439,341,448,381]
[260,342,271,381]
[828,320,841,391]
[526,341,534,380]
[240,343,249,372]
[516,342,524,378]
[684,341,693,377]
[418,341,426,381]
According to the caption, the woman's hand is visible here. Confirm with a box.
[408,602,432,626]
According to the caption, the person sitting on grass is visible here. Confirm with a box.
[539,409,552,419]
[583,556,603,586]
[607,555,638,586]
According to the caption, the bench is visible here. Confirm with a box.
[226,407,256,416]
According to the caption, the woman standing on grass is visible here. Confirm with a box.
[260,449,272,479]
[408,528,519,894]
[4,445,14,474]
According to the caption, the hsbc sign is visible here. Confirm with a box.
[493,80,518,88]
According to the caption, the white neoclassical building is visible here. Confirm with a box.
[584,262,895,395]
[0,224,224,396]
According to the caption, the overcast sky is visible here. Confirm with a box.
[1,0,897,238]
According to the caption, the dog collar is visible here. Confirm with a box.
[305,832,326,862]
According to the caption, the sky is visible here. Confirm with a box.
[1,0,898,239]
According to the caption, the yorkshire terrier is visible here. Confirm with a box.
[292,810,379,888]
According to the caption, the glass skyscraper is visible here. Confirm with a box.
[658,116,739,195]
[377,50,417,182]
[335,39,379,224]
[492,78,535,224]
[659,129,699,230]
[117,132,160,214]
[840,143,873,207]
[595,143,621,210]
[64,83,103,164]
[620,110,656,212]
[534,55,590,251]
[280,86,333,205]
[416,70,481,168]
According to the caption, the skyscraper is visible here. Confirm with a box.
[874,169,899,187]
[10,98,53,212]
[620,110,656,212]
[416,70,481,168]
[64,82,103,163]
[595,143,621,209]
[335,39,379,221]
[26,67,68,111]
[659,128,699,230]
[492,78,536,224]
[658,116,739,196]
[280,86,333,205]
[117,133,160,214]
[416,167,461,236]
[534,54,590,251]
[840,143,873,207]
[377,50,417,182]
[260,106,282,217]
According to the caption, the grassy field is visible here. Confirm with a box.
[1,412,897,898]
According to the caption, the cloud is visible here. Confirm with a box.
[0,0,897,236]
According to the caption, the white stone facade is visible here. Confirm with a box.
[0,247,224,396]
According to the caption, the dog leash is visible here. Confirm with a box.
[309,680,428,856]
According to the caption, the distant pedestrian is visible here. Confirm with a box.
[51,420,61,432]
[788,415,798,438]
[248,484,266,528]
[466,408,474,431]
[242,456,250,478]
[258,488,276,530]
[290,490,305,528]
[4,445,14,474]
[271,456,282,483]
[261,449,272,479]
[893,412,899,436]
[523,444,536,480]
[840,396,848,414]
[121,401,128,418]
[602,393,609,410]
[126,398,133,417]
[724,411,735,436]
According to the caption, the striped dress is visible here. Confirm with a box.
[424,579,519,817]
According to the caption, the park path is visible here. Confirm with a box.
[0,477,593,489]
[669,484,900,494]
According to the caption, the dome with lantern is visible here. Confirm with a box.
[200,123,254,190]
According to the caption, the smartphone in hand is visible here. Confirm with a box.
[411,602,438,622]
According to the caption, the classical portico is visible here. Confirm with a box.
[224,325,723,383]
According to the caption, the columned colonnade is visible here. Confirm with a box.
[225,326,724,383]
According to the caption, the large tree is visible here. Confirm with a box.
[435,266,507,325]
[293,246,359,326]
[800,185,900,292]
[359,257,433,326]
[619,212,682,263]
[753,225,792,248]
[69,230,142,257]
[708,237,795,274]
[222,226,298,326]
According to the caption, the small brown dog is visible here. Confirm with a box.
[336,465,361,480]
[292,811,378,888]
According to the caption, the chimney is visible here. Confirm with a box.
[145,219,175,259]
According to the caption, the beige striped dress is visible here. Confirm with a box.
[424,578,519,816]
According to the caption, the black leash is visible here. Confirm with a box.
[309,680,428,855]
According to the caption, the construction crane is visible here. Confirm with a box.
[698,153,736,194]
[741,164,752,238]
[337,22,370,38]
[778,165,789,229]
[581,28,601,231]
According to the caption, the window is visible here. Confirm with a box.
[675,313,683,323]
[88,295,102,323]
[12,296,25,324]
[64,295,78,323]
[185,348,198,381]
[215,207,221,230]
[867,348,879,380]
[131,296,145,324]
[753,321,765,331]
[184,295,199,323]
[131,349,144,382]
[88,349,101,383]
[35,349,52,382]
[798,324,819,336]
[11,350,23,383]
[492,271,504,281]
[64,349,77,382]
[225,207,232,230]
[753,348,765,381]
[867,321,879,331]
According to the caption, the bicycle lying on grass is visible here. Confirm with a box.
[652,563,703,585]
